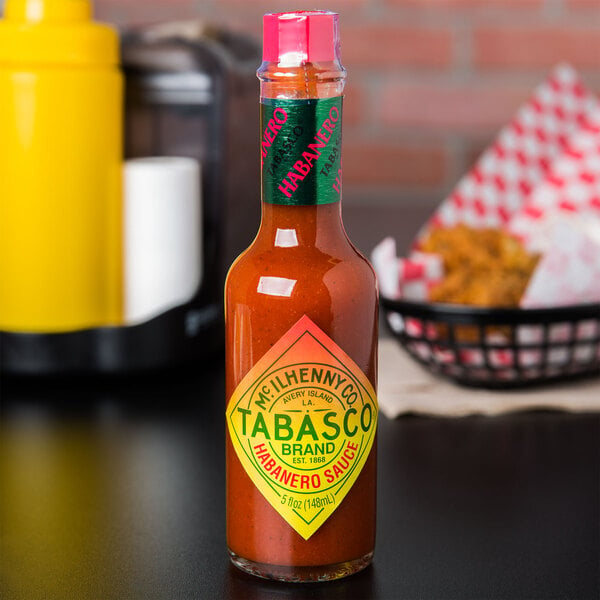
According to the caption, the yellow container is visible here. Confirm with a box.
[0,0,122,332]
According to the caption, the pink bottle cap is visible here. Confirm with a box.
[263,10,339,64]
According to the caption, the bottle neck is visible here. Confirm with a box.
[257,202,346,249]
[257,60,346,243]
[257,59,346,100]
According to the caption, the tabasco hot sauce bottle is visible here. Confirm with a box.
[225,11,378,582]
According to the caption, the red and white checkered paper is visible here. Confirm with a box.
[510,110,600,307]
[418,63,598,239]
[509,113,600,252]
[520,220,600,307]
[371,238,443,301]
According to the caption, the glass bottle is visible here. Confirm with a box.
[225,10,378,582]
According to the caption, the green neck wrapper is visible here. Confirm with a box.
[260,97,343,206]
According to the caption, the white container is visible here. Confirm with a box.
[124,157,202,324]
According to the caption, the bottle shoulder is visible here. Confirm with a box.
[225,240,378,311]
[227,239,375,283]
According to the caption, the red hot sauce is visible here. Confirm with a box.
[225,11,378,582]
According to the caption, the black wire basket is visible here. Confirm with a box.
[381,297,600,388]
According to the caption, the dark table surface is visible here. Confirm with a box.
[1,356,599,600]
[2,204,599,599]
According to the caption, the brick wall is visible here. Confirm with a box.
[95,0,600,210]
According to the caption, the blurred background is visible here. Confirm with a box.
[96,0,600,213]
[2,0,600,372]
[3,0,598,213]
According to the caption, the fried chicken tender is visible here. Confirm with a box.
[420,225,539,308]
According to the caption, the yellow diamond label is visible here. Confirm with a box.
[226,315,378,540]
